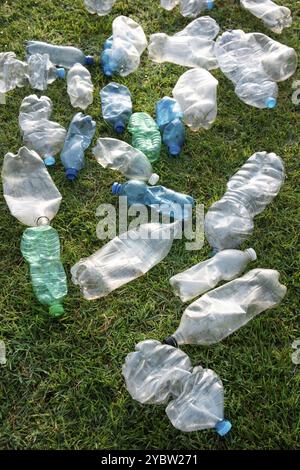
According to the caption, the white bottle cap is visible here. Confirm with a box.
[245,248,257,261]
[148,173,159,185]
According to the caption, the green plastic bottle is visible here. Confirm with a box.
[20,225,67,317]
[128,112,161,163]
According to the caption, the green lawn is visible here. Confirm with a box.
[0,0,299,450]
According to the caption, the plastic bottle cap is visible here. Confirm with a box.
[103,67,113,77]
[85,56,95,66]
[114,121,125,134]
[148,173,159,185]
[215,420,232,436]
[44,156,56,166]
[266,97,277,109]
[66,168,79,180]
[112,182,122,195]
[56,68,66,79]
[49,304,65,318]
[207,0,214,9]
[245,248,257,261]
[36,216,50,226]
[162,336,178,348]
[169,144,181,157]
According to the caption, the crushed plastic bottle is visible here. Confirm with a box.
[71,221,181,299]
[156,97,183,130]
[0,340,6,366]
[215,30,297,108]
[291,340,300,365]
[240,0,292,34]
[92,138,159,185]
[67,63,94,110]
[101,16,147,76]
[60,112,96,180]
[162,119,186,157]
[26,40,94,68]
[128,112,162,163]
[172,68,218,131]
[84,0,116,15]
[122,339,231,435]
[112,180,194,221]
[21,225,68,317]
[2,147,62,226]
[148,17,218,69]
[160,0,215,17]
[0,52,27,104]
[165,269,287,346]
[100,82,132,133]
[205,151,285,252]
[26,53,65,91]
[122,339,192,404]
[19,94,67,166]
[156,97,185,156]
[170,248,257,302]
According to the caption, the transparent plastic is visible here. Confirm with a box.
[67,63,94,110]
[26,53,65,91]
[128,112,161,163]
[170,248,257,302]
[0,52,27,103]
[71,222,181,299]
[172,68,218,131]
[84,0,116,15]
[26,41,94,68]
[100,82,132,133]
[240,0,292,34]
[92,138,159,184]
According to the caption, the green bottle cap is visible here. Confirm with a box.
[49,304,65,317]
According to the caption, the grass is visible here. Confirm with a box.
[0,0,300,451]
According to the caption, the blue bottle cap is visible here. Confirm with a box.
[44,155,56,166]
[103,66,113,77]
[266,97,277,109]
[112,182,122,195]
[169,143,181,157]
[114,120,125,134]
[56,67,66,79]
[207,0,214,9]
[85,56,95,66]
[215,420,232,436]
[66,168,79,180]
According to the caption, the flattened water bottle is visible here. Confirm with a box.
[0,52,27,103]
[240,0,292,34]
[26,41,94,68]
[92,138,159,184]
[60,112,96,180]
[128,112,161,163]
[112,179,194,220]
[67,63,94,110]
[100,82,132,133]
[84,0,116,15]
[26,53,65,91]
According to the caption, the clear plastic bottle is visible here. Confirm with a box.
[84,0,116,15]
[170,248,257,302]
[205,151,285,251]
[122,339,192,404]
[60,112,96,180]
[21,225,68,317]
[122,339,231,435]
[149,34,217,69]
[215,30,297,108]
[240,0,292,34]
[92,138,159,185]
[165,269,287,346]
[67,63,94,110]
[180,0,215,17]
[174,16,219,40]
[71,221,181,299]
[26,53,65,91]
[112,180,194,221]
[128,112,162,163]
[0,52,27,103]
[160,0,180,11]
[100,82,132,133]
[2,147,62,226]
[26,41,94,68]
[19,94,67,166]
[172,68,218,131]
[101,16,147,77]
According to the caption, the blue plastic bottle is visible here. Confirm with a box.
[112,180,194,220]
[60,112,96,180]
[100,82,132,133]
[26,41,94,69]
[163,119,185,157]
[156,97,185,156]
[101,36,116,77]
[156,97,183,131]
